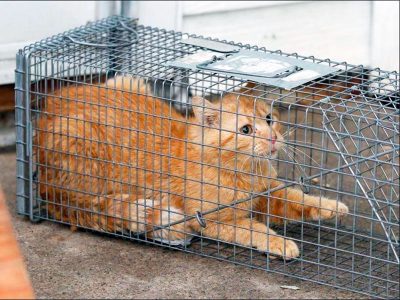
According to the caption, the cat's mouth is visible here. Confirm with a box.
[254,149,278,159]
[255,142,281,158]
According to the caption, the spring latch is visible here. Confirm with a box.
[195,211,207,228]
[298,176,311,194]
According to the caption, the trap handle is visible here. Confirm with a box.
[64,20,138,48]
[64,35,135,48]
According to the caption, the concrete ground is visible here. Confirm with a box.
[0,150,361,299]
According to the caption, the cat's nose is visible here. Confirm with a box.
[271,135,277,144]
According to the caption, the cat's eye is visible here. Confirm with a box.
[240,125,253,135]
[266,114,273,126]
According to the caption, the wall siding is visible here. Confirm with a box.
[183,1,399,71]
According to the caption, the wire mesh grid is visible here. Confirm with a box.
[15,16,399,298]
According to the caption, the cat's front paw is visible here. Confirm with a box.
[257,236,300,260]
[312,198,349,220]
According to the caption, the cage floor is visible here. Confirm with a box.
[33,209,399,299]
[187,223,399,299]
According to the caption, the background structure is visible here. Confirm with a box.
[0,1,398,86]
[0,1,398,298]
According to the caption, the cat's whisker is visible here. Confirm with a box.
[256,157,275,192]
[269,159,277,176]
[282,121,314,137]
[253,158,261,188]
[223,154,250,171]
[283,144,320,166]
[256,158,266,191]
[262,159,272,191]
[257,159,263,190]
[225,156,239,169]
[237,155,252,176]
[247,159,259,186]
[280,147,306,177]
[282,127,297,138]
[285,140,322,148]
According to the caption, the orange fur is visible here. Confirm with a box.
[35,77,348,259]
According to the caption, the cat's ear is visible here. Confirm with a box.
[191,96,220,127]
[238,81,257,95]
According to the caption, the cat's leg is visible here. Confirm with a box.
[76,194,192,242]
[255,187,348,224]
[145,200,195,244]
[74,194,154,232]
[200,218,299,260]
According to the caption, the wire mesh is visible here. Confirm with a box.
[15,16,399,299]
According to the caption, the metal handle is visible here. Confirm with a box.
[64,21,138,48]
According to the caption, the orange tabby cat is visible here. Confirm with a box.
[36,76,348,259]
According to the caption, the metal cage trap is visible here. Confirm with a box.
[15,16,399,298]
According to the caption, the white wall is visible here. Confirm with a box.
[0,1,114,84]
[182,1,399,71]
[0,1,398,85]
[123,1,182,30]
[370,1,400,71]
[121,0,400,71]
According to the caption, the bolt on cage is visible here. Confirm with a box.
[15,16,399,298]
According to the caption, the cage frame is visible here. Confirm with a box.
[15,16,399,299]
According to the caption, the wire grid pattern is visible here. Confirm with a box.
[15,16,399,298]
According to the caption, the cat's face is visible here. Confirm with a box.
[192,94,283,164]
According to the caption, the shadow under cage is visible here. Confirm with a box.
[15,16,399,298]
